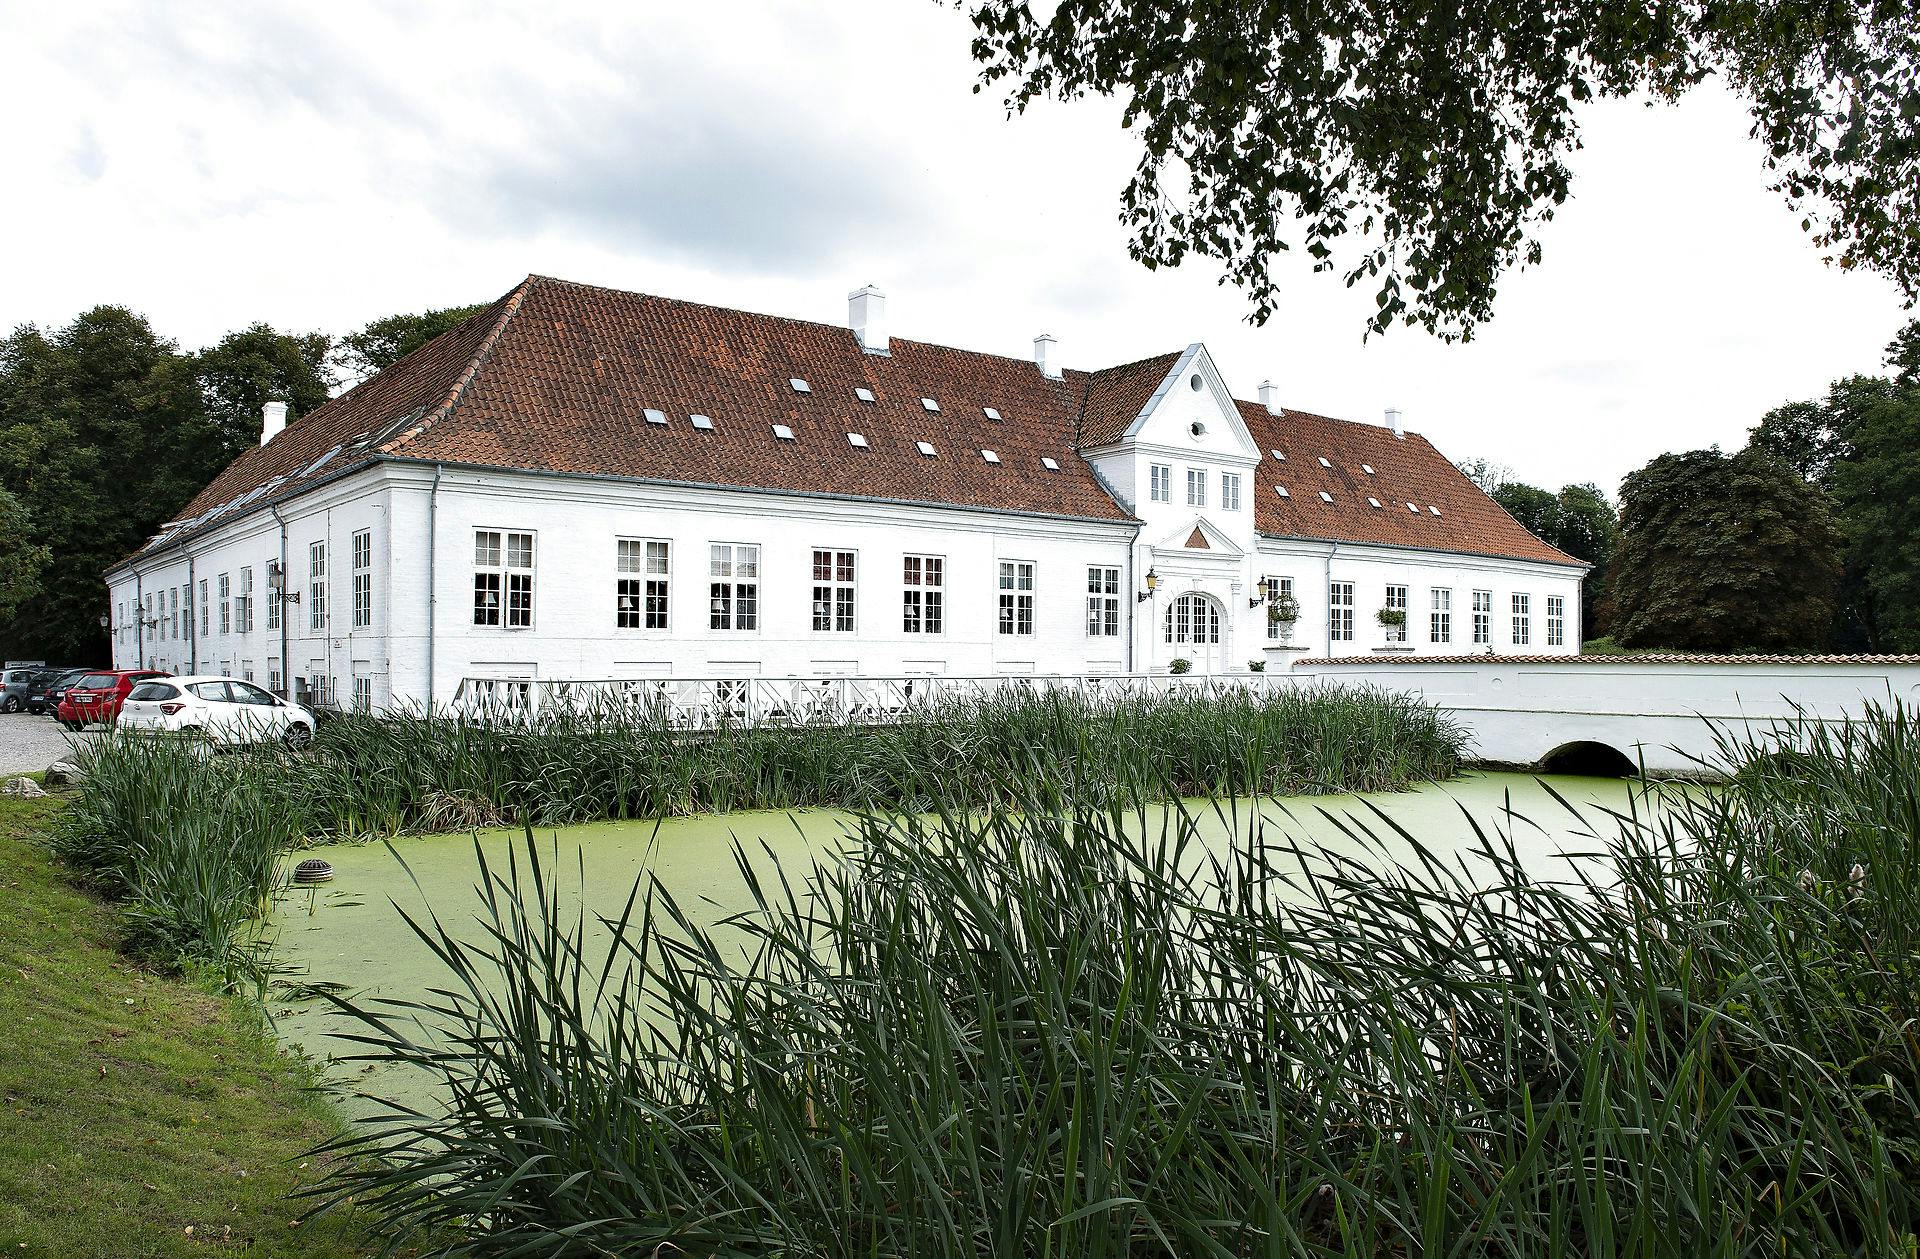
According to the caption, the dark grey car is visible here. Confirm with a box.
[2,667,48,713]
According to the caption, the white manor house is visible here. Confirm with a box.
[106,275,1585,709]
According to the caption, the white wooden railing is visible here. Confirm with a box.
[447,671,1293,728]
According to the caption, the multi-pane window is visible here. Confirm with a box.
[1329,580,1355,642]
[1186,468,1207,507]
[902,555,944,634]
[1149,463,1172,503]
[269,666,282,697]
[1512,593,1532,646]
[169,587,180,639]
[1264,575,1294,640]
[812,549,856,632]
[617,539,670,629]
[473,530,534,628]
[1384,583,1408,643]
[709,544,759,631]
[1086,565,1121,637]
[353,676,372,712]
[310,541,329,631]
[351,531,372,629]
[1546,595,1566,647]
[145,594,155,641]
[238,566,254,633]
[1472,590,1493,645]
[1431,588,1453,644]
[266,567,281,630]
[199,579,209,636]
[998,560,1035,636]
[1220,472,1241,511]
[219,573,232,634]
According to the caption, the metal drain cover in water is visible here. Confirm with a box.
[292,858,335,884]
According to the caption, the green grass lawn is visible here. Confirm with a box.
[0,787,413,1258]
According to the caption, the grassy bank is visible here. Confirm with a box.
[57,685,1463,980]
[308,706,1920,1256]
[0,789,395,1258]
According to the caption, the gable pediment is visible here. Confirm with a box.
[1111,343,1260,464]
[1154,515,1243,557]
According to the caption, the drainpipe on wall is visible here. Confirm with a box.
[187,553,197,673]
[1124,543,1136,673]
[426,464,442,712]
[1325,542,1340,654]
[270,503,289,699]
[131,567,144,669]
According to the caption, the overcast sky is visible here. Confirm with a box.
[3,0,1910,494]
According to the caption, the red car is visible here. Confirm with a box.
[57,669,170,730]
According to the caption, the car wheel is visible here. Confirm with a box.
[282,722,313,750]
[1,697,17,713]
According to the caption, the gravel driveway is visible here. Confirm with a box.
[0,712,102,776]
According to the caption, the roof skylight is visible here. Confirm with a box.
[983,407,1002,421]
[1367,497,1382,508]
[981,449,1001,463]
[1318,491,1334,503]
[1406,502,1419,513]
[916,441,938,457]
[1428,505,1441,515]
[302,446,341,477]
[1041,457,1060,471]
[1270,449,1286,461]
[1275,485,1290,498]
[1362,464,1375,475]
[847,432,869,448]
[772,424,796,441]
[1317,456,1333,469]
[644,408,667,426]
[690,414,714,431]
[855,387,876,403]
[921,397,940,412]
[789,378,811,393]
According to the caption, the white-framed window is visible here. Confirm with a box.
[1512,593,1532,646]
[1086,565,1121,637]
[266,567,280,629]
[1472,590,1493,645]
[1186,468,1207,507]
[241,660,254,683]
[310,541,329,631]
[169,587,180,639]
[1264,575,1294,641]
[199,579,209,637]
[353,676,372,712]
[1546,595,1566,647]
[1384,583,1408,643]
[1149,463,1171,503]
[812,549,856,632]
[617,539,670,630]
[218,572,232,634]
[709,543,759,631]
[1431,588,1453,644]
[473,530,534,628]
[237,566,253,634]
[1220,472,1241,511]
[998,560,1035,636]
[269,664,282,696]
[902,554,945,634]
[1329,580,1355,642]
[351,531,372,629]
[1165,593,1222,645]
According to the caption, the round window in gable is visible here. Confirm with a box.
[1189,373,1203,392]
[1189,420,1208,439]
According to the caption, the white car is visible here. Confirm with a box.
[117,675,317,747]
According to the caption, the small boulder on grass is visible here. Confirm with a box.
[44,759,83,785]
[3,776,47,798]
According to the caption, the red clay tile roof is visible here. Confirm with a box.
[1296,654,1920,666]
[119,274,1582,572]
[1239,402,1581,566]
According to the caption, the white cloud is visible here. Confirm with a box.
[0,0,1906,494]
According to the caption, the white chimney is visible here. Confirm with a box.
[1033,333,1060,379]
[848,284,888,355]
[1258,380,1281,416]
[1384,407,1404,439]
[260,400,289,446]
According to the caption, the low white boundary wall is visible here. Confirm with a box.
[1289,656,1920,774]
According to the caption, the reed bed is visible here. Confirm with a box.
[53,684,1462,982]
[305,704,1920,1257]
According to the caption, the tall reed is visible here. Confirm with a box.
[307,704,1920,1256]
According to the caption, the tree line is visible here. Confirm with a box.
[1464,319,1920,654]
[0,303,484,663]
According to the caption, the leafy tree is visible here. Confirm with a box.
[0,489,50,623]
[1489,479,1619,632]
[964,3,1920,338]
[194,323,333,451]
[1454,457,1513,495]
[1609,448,1842,652]
[333,303,487,383]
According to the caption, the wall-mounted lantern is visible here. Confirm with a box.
[1137,568,1160,603]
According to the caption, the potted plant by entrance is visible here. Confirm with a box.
[1268,592,1300,641]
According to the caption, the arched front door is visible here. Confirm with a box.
[1163,592,1227,673]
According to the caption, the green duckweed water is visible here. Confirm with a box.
[267,772,1669,1115]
